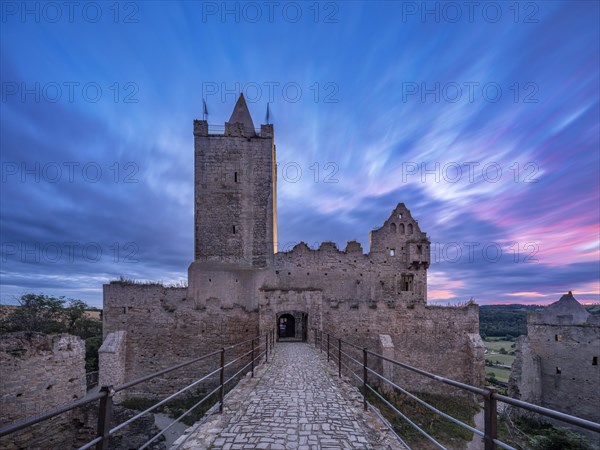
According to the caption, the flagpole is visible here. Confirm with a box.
[203,99,208,121]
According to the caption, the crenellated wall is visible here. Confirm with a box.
[101,100,483,403]
[102,283,258,400]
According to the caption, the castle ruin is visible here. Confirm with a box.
[101,94,484,397]
[509,292,600,431]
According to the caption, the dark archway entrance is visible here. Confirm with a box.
[276,311,308,341]
[278,314,295,338]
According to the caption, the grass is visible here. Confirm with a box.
[367,388,479,450]
[485,366,512,383]
[121,391,219,426]
[485,353,515,366]
[484,340,516,353]
[497,415,600,450]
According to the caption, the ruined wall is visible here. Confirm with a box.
[102,283,257,400]
[521,315,599,422]
[508,335,542,404]
[0,332,86,449]
[509,294,600,441]
[99,330,127,399]
[268,204,430,310]
[320,301,484,393]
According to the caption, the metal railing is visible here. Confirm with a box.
[207,124,264,134]
[0,329,276,450]
[314,329,600,450]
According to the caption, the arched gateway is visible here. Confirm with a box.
[276,311,308,341]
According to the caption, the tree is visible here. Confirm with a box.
[4,294,67,334]
[1,294,103,372]
[2,294,100,338]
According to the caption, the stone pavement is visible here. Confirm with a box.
[176,342,406,450]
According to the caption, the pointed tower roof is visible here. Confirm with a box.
[228,93,255,132]
[541,291,589,324]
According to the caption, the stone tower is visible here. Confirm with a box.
[192,94,277,267]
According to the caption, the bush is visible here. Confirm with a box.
[529,427,595,450]
[2,294,102,373]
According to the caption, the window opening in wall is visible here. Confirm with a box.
[417,245,422,255]
[390,223,397,233]
[398,213,403,219]
[556,367,561,374]
[390,249,396,256]
[234,172,238,182]
[399,223,405,234]
[122,307,127,314]
[555,334,563,342]
[408,223,413,234]
[400,274,414,291]
[593,356,598,366]
[232,225,236,234]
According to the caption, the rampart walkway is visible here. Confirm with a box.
[176,342,405,450]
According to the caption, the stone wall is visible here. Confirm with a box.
[193,119,276,268]
[102,102,483,408]
[0,332,86,449]
[101,283,258,400]
[509,293,600,435]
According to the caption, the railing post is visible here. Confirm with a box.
[483,387,498,450]
[265,332,269,363]
[362,348,368,411]
[95,386,114,450]
[251,338,255,378]
[338,339,342,377]
[219,347,225,413]
[327,333,330,361]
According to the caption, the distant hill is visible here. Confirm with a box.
[479,303,599,338]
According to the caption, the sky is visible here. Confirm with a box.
[1,1,598,308]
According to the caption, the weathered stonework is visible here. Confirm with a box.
[509,292,600,431]
[101,94,484,400]
[0,332,86,449]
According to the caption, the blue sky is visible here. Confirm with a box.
[1,1,598,307]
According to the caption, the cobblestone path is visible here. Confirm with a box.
[179,342,404,450]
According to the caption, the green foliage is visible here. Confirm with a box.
[367,389,479,449]
[529,428,595,450]
[2,293,103,373]
[480,304,600,338]
[479,304,542,338]
[3,293,67,334]
[510,417,598,450]
[85,335,103,372]
[121,391,219,426]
